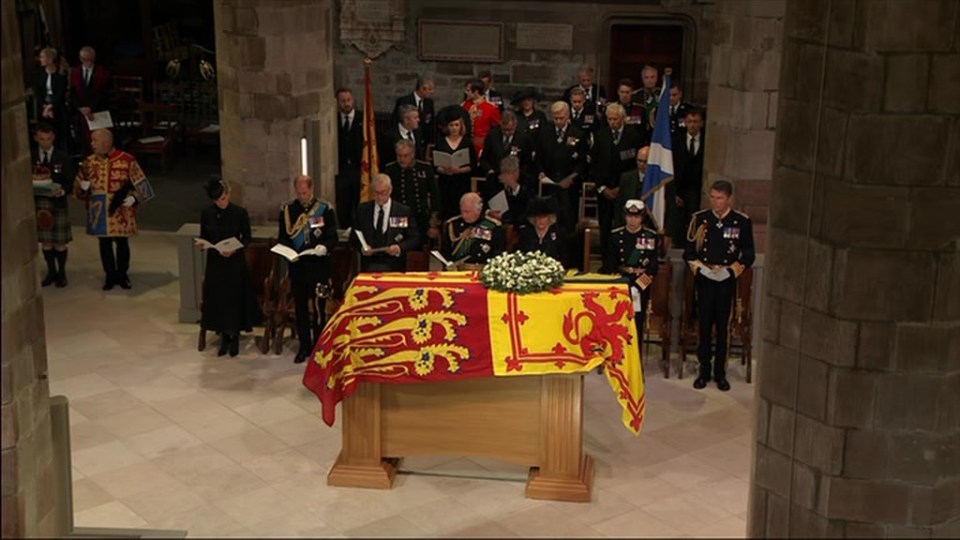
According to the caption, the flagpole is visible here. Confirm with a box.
[359,57,379,203]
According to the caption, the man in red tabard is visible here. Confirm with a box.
[461,78,501,157]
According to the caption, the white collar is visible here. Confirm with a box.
[399,124,412,138]
[343,110,355,122]
[376,199,392,215]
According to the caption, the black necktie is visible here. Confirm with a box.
[42,151,50,165]
[84,69,90,86]
[504,136,510,147]
[418,100,423,112]
[375,205,384,235]
[342,116,348,130]
[689,136,696,154]
[613,130,621,146]
[557,128,564,142]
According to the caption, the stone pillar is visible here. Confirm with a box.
[704,0,785,252]
[1,0,63,537]
[752,0,960,537]
[214,0,337,225]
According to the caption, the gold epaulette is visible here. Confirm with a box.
[444,215,461,225]
[643,227,659,235]
[733,209,751,220]
[484,216,502,226]
[384,160,399,168]
[611,226,625,233]
[416,159,431,166]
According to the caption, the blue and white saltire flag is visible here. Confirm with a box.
[643,73,674,233]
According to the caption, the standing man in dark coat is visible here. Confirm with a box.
[536,101,588,268]
[563,65,607,121]
[669,109,705,245]
[684,180,754,392]
[336,87,363,228]
[277,174,339,364]
[590,103,644,269]
[395,76,436,146]
[380,104,424,166]
[481,110,535,196]
[70,46,110,153]
[352,174,421,273]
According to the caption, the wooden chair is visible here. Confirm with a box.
[677,265,755,382]
[580,226,604,272]
[578,181,600,228]
[198,241,279,354]
[127,103,180,172]
[645,260,673,378]
[110,76,144,148]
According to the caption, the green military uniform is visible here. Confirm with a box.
[441,214,506,269]
[384,160,441,241]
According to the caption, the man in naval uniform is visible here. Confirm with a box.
[606,199,662,345]
[277,174,339,364]
[683,180,755,391]
[441,192,506,270]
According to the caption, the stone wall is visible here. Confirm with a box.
[333,0,715,113]
[1,0,63,536]
[214,0,337,224]
[704,0,784,253]
[751,0,960,536]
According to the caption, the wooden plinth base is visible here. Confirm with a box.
[525,454,595,502]
[326,454,399,490]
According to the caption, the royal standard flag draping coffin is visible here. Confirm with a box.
[303,272,647,435]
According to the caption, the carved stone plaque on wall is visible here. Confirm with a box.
[516,23,574,51]
[418,20,503,63]
[340,0,406,58]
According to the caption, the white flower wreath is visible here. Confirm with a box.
[479,251,565,294]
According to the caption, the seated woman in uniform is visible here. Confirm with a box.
[196,178,262,357]
[517,196,567,266]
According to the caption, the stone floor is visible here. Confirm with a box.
[45,227,755,538]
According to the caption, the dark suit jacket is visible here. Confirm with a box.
[485,89,504,111]
[395,92,435,143]
[69,64,110,111]
[668,101,695,136]
[352,200,422,272]
[518,223,567,265]
[379,124,426,167]
[569,108,599,133]
[672,130,705,206]
[32,147,75,209]
[535,122,588,186]
[481,127,536,191]
[337,111,363,173]
[500,184,533,227]
[563,83,607,116]
[34,69,69,120]
[589,124,644,189]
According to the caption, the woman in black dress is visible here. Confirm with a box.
[197,179,262,356]
[34,47,69,150]
[434,114,477,220]
[517,197,567,267]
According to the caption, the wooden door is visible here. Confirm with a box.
[609,24,684,92]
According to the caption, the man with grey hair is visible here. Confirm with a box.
[352,173,421,273]
[70,45,110,152]
[590,101,644,268]
[487,155,532,226]
[563,64,607,120]
[395,75,435,144]
[384,138,441,243]
[536,100,588,268]
[381,104,423,166]
[481,109,535,198]
[442,192,505,270]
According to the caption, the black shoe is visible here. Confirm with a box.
[118,276,132,289]
[229,335,240,357]
[693,376,710,390]
[294,351,308,364]
[42,273,56,287]
[102,278,115,291]
[715,378,731,392]
[218,335,230,357]
[55,274,67,288]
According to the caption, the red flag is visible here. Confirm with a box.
[359,58,379,203]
